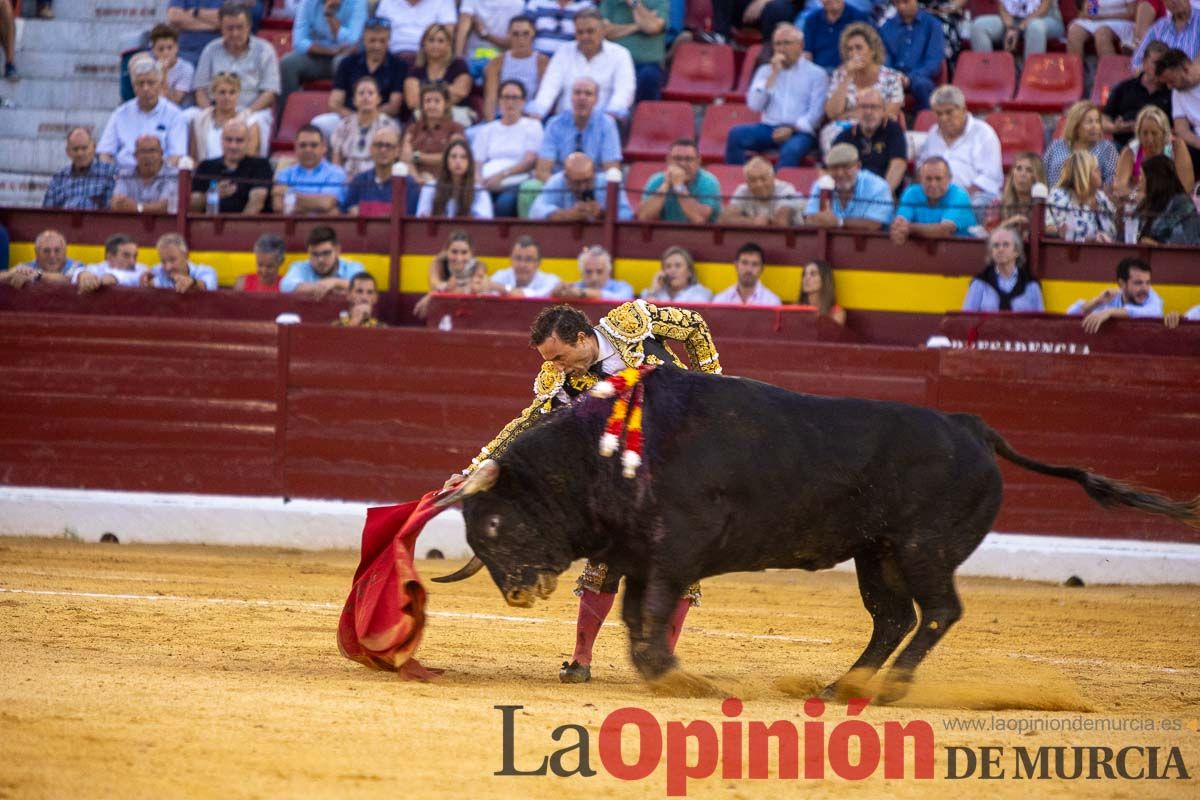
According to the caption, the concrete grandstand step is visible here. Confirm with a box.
[17,19,154,54]
[0,109,112,140]
[19,0,165,22]
[0,78,121,110]
[0,171,50,208]
[14,51,125,82]
[0,136,84,176]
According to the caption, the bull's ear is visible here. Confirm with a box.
[434,460,500,508]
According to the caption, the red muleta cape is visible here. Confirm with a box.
[337,489,447,680]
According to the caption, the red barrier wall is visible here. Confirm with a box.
[1,311,1196,542]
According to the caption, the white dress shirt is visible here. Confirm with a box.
[712,281,782,306]
[531,40,636,118]
[918,114,1004,197]
[746,59,829,135]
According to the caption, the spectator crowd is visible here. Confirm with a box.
[9,0,1200,326]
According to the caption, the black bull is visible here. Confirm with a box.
[435,368,1199,700]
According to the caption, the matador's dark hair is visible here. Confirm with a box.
[529,304,593,347]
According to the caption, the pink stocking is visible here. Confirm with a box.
[666,597,692,654]
[571,591,616,666]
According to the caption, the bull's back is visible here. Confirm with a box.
[644,370,1003,574]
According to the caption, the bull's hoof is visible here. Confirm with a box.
[650,668,724,698]
[559,660,591,684]
[819,668,876,702]
[876,671,913,705]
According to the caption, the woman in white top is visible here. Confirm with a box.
[472,79,544,217]
[640,246,714,304]
[1045,150,1118,243]
[1066,0,1137,57]
[480,15,548,120]
[190,72,259,162]
[820,24,905,155]
[417,140,495,218]
[330,77,402,180]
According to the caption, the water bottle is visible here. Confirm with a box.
[283,189,297,215]
[205,183,220,215]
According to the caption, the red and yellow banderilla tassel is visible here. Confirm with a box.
[590,366,655,478]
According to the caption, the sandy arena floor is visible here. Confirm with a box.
[0,536,1197,799]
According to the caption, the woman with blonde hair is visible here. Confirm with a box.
[984,151,1046,232]
[1112,104,1195,201]
[190,71,260,161]
[1043,100,1118,188]
[404,23,474,126]
[1045,150,1117,242]
[798,260,845,325]
[641,246,713,303]
[820,23,904,154]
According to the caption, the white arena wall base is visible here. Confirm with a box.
[1,486,1197,585]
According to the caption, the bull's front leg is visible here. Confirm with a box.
[628,578,678,681]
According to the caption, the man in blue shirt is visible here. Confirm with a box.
[141,232,219,293]
[802,0,870,72]
[879,0,944,110]
[280,225,365,296]
[890,157,976,245]
[43,128,118,210]
[529,152,634,221]
[554,244,635,300]
[521,77,623,217]
[272,125,348,214]
[727,22,828,166]
[279,0,367,113]
[635,138,722,223]
[804,142,894,229]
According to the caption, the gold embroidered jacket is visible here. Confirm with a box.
[465,300,722,473]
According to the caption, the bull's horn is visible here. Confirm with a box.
[433,460,500,508]
[431,555,484,583]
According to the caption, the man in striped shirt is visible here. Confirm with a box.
[1132,0,1200,70]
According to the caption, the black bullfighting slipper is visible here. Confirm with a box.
[559,660,591,683]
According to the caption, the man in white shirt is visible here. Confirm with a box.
[530,8,636,119]
[917,85,1003,221]
[1156,48,1200,182]
[97,54,188,171]
[490,236,563,297]
[74,234,147,294]
[376,0,458,54]
[712,242,782,306]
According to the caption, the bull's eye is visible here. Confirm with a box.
[485,515,501,538]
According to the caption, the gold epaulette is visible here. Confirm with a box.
[646,302,723,374]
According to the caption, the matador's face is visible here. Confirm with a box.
[536,331,598,379]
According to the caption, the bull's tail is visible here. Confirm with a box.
[980,424,1200,526]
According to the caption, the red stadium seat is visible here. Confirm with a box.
[1049,0,1078,52]
[1001,53,1084,113]
[952,51,1016,111]
[303,79,334,91]
[705,163,750,199]
[698,103,761,163]
[662,42,735,103]
[624,101,696,162]
[271,90,330,152]
[775,166,821,196]
[913,109,936,132]
[1091,54,1132,107]
[257,30,293,62]
[967,0,999,15]
[624,161,664,204]
[723,44,763,103]
[260,14,292,31]
[985,111,1046,168]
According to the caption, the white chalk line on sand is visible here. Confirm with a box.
[5,587,1193,675]
[0,586,832,645]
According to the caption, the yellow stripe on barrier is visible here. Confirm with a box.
[10,242,1200,314]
